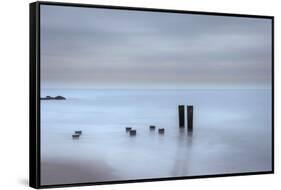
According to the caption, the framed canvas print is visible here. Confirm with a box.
[29,1,274,188]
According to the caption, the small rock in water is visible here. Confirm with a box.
[125,127,132,132]
[158,128,165,134]
[129,129,136,136]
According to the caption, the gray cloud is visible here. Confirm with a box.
[41,5,272,89]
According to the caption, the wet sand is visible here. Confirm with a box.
[41,159,117,185]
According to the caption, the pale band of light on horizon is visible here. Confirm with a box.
[40,5,272,89]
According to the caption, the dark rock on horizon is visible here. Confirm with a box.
[41,95,66,100]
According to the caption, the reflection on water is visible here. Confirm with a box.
[40,89,272,185]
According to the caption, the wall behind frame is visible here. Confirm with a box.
[0,0,279,190]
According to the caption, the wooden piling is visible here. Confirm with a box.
[72,134,80,139]
[149,125,156,130]
[178,105,185,128]
[158,128,165,134]
[129,129,136,136]
[75,130,82,135]
[125,127,132,132]
[187,105,193,132]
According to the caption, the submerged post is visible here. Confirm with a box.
[158,128,165,134]
[129,129,136,136]
[149,125,156,131]
[125,127,132,132]
[187,105,193,132]
[178,105,185,128]
[75,130,82,135]
[72,134,80,139]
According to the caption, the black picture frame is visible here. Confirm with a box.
[29,1,274,189]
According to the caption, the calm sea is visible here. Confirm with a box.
[40,89,272,185]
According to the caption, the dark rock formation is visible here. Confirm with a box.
[41,96,66,100]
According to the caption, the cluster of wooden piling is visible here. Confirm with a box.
[149,125,165,134]
[178,105,194,132]
[126,127,136,136]
[124,105,193,137]
[125,125,165,136]
[72,130,82,139]
[71,106,193,140]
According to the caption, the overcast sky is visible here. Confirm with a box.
[40,5,272,89]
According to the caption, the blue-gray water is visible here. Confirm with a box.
[40,89,272,185]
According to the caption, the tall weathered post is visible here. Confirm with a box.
[187,105,193,132]
[178,105,185,128]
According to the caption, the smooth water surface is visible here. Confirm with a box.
[40,89,272,185]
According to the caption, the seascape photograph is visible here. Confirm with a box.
[40,5,272,185]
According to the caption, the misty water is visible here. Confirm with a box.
[40,89,272,185]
